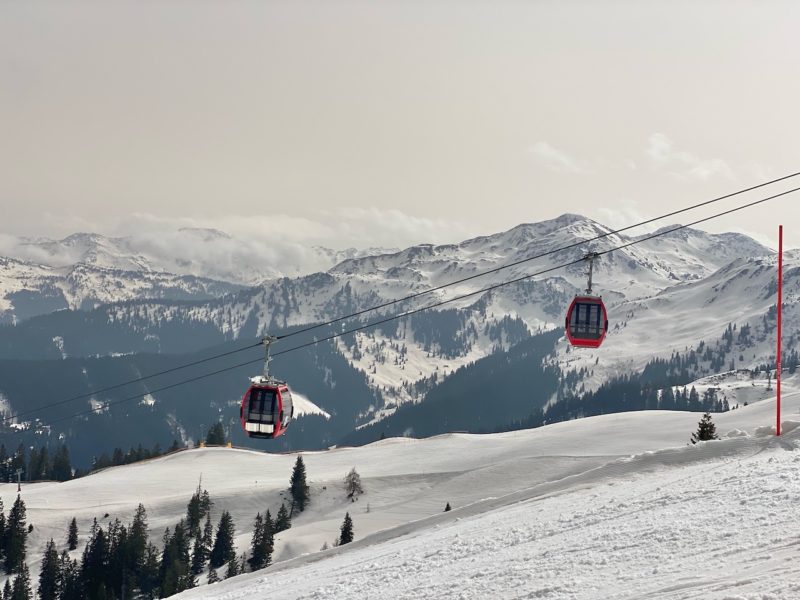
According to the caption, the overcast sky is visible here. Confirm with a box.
[2,0,799,251]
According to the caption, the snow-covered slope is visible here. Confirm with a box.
[4,378,800,599]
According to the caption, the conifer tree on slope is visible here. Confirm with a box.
[67,517,79,551]
[128,504,148,571]
[37,539,59,600]
[10,562,31,600]
[81,521,109,599]
[138,543,161,600]
[248,511,275,571]
[186,484,211,537]
[59,551,83,600]
[160,520,193,596]
[690,412,719,444]
[4,495,27,575]
[247,513,264,572]
[0,498,6,559]
[191,512,213,573]
[209,511,236,569]
[224,555,239,579]
[275,504,291,533]
[289,456,310,514]
[190,534,207,576]
[339,512,354,545]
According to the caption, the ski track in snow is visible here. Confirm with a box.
[4,381,798,599]
[176,436,800,600]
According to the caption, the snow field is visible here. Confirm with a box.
[2,380,800,598]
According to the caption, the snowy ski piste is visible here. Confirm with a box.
[4,378,800,599]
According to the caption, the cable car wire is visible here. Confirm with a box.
[8,184,798,434]
[5,173,794,428]
[0,341,263,425]
[275,171,800,341]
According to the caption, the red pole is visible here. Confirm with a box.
[777,225,783,436]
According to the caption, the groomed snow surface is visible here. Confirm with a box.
[5,381,800,599]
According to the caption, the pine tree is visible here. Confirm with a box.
[0,498,6,561]
[50,445,72,482]
[81,521,108,598]
[137,543,160,600]
[691,412,719,444]
[339,512,354,545]
[189,527,207,576]
[289,456,310,514]
[67,517,79,551]
[224,555,239,579]
[59,552,83,600]
[344,467,364,500]
[209,511,236,569]
[4,495,27,574]
[205,423,227,446]
[247,511,274,572]
[10,562,31,600]
[37,539,60,600]
[275,504,291,533]
[160,520,192,595]
[247,513,264,572]
[1,580,9,600]
[186,485,206,537]
[129,504,148,571]
[444,502,451,512]
[26,448,40,483]
[207,567,220,584]
[106,518,129,598]
[262,510,274,568]
[202,513,213,552]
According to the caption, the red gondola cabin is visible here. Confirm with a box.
[565,295,608,349]
[240,377,294,439]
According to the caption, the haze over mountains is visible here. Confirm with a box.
[0,214,789,467]
[0,229,395,324]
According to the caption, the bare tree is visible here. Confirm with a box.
[344,467,364,500]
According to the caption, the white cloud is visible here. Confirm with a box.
[0,209,480,285]
[591,199,660,234]
[528,141,591,174]
[646,133,734,181]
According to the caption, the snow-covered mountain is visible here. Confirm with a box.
[0,230,397,323]
[0,255,245,324]
[79,216,780,389]
[0,214,782,431]
[5,382,800,599]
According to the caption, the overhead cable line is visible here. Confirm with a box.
[276,171,800,341]
[0,341,263,425]
[10,185,799,434]
[5,173,794,427]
